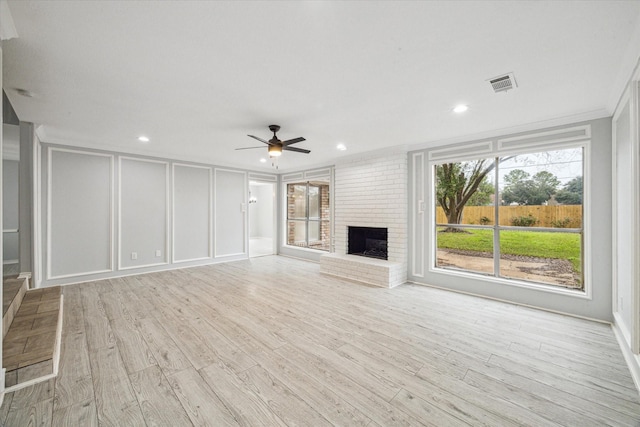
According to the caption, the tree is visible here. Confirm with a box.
[555,176,582,205]
[501,170,534,205]
[436,159,496,226]
[467,176,495,206]
[504,169,529,185]
[501,169,560,205]
[532,171,560,203]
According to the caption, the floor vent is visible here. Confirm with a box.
[488,73,517,93]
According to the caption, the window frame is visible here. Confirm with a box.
[428,138,592,299]
[285,181,331,252]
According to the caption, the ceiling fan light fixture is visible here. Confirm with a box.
[268,145,282,157]
[240,125,308,161]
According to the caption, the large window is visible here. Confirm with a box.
[286,181,330,251]
[434,146,584,290]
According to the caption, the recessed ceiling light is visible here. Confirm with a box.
[453,104,469,113]
[138,136,150,142]
[260,158,267,163]
[336,143,347,151]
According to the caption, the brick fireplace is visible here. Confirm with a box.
[320,150,407,287]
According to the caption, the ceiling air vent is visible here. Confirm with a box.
[488,72,517,93]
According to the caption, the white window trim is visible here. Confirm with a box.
[282,180,331,253]
[427,134,592,300]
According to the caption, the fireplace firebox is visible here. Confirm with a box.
[348,227,388,260]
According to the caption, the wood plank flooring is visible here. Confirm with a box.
[1,255,639,426]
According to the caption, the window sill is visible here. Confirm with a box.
[282,244,330,254]
[428,266,591,300]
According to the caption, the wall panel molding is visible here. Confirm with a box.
[172,163,212,263]
[411,152,425,277]
[214,168,247,257]
[40,146,257,285]
[497,125,590,151]
[46,147,114,279]
[118,156,169,271]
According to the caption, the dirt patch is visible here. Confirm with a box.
[437,249,582,289]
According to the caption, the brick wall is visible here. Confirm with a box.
[286,184,299,245]
[333,150,408,283]
[319,184,330,248]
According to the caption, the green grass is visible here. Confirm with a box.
[436,228,581,271]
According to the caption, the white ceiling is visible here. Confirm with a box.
[3,1,640,171]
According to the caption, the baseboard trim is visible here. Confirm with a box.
[408,280,610,324]
[612,315,640,394]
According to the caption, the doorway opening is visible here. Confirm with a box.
[249,181,275,257]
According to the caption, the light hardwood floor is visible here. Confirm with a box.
[1,255,639,426]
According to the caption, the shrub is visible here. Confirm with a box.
[551,217,572,228]
[479,216,491,225]
[510,214,538,227]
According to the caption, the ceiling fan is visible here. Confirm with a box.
[236,125,310,157]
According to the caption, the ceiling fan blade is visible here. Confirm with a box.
[283,146,310,154]
[282,137,306,146]
[247,135,270,145]
[235,146,264,150]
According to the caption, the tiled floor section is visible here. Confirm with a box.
[3,287,61,379]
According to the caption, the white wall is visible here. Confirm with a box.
[249,185,259,239]
[2,124,19,267]
[119,158,167,269]
[249,184,273,239]
[48,149,112,278]
[41,144,261,286]
[2,159,18,262]
[611,75,640,391]
[173,164,211,262]
[1,42,4,400]
[614,100,634,334]
[215,169,246,257]
[409,118,613,322]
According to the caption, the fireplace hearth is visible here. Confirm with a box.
[348,226,388,260]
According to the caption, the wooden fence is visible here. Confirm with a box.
[436,205,582,228]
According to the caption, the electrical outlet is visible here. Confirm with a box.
[131,252,137,260]
[155,250,161,257]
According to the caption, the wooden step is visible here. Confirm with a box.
[3,286,63,389]
[2,277,28,338]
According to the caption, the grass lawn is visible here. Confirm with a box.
[436,228,581,271]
